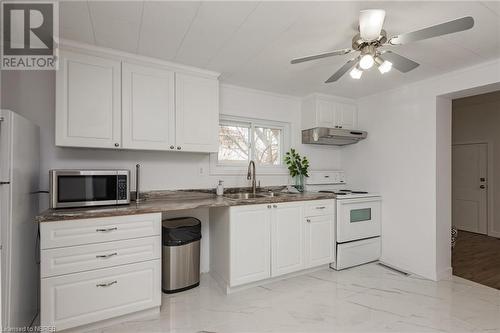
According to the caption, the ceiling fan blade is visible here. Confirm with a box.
[380,51,419,73]
[389,16,474,45]
[291,48,353,64]
[359,9,386,41]
[325,58,358,83]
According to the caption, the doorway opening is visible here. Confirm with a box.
[451,91,500,289]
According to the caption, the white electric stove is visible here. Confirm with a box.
[306,171,382,270]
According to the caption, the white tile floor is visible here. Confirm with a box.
[90,263,500,333]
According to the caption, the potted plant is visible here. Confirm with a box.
[284,148,309,192]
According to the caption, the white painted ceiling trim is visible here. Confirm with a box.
[59,39,220,78]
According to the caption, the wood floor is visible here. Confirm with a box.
[452,230,500,289]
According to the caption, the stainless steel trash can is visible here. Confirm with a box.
[162,217,201,293]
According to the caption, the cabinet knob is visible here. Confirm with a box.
[170,145,174,149]
[177,146,181,150]
[339,126,343,129]
[114,143,119,147]
[267,205,272,209]
[306,219,311,223]
[273,204,277,208]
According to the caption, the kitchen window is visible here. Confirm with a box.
[211,116,290,174]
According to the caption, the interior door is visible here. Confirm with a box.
[452,143,488,234]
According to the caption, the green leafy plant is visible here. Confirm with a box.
[284,148,309,178]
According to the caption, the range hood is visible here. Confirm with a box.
[302,127,367,146]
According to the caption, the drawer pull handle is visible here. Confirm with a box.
[316,206,326,209]
[96,252,118,259]
[96,280,117,288]
[96,227,117,232]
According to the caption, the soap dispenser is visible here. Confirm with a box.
[216,180,224,196]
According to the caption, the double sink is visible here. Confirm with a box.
[223,191,292,200]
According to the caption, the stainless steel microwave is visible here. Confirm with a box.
[49,170,130,209]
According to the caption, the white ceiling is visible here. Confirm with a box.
[60,1,500,98]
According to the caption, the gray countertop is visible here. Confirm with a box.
[35,190,337,223]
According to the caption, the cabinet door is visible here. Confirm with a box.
[56,50,121,148]
[316,99,335,127]
[41,260,161,331]
[335,103,358,129]
[305,215,334,268]
[175,73,219,152]
[122,62,175,150]
[230,205,271,286]
[271,203,305,277]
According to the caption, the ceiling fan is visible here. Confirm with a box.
[290,10,474,82]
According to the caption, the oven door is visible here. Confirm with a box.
[336,197,381,243]
[51,170,120,208]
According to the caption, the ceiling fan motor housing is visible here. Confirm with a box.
[352,30,387,51]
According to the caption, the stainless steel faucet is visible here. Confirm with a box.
[247,160,257,195]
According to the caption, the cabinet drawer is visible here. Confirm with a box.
[336,237,380,270]
[41,236,161,278]
[41,260,161,331]
[304,200,335,217]
[40,213,161,249]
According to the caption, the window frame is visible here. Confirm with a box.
[210,115,290,175]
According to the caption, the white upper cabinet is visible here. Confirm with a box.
[56,44,220,153]
[336,103,357,130]
[56,50,122,148]
[175,73,219,153]
[122,62,175,150]
[301,94,358,130]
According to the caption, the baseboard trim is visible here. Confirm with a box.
[212,265,330,295]
[436,266,453,281]
[60,307,160,332]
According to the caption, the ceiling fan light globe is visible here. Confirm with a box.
[359,9,386,41]
[378,60,392,74]
[349,67,363,79]
[359,54,375,70]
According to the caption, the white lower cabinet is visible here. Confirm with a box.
[41,260,161,331]
[210,200,335,291]
[272,202,305,277]
[40,213,162,331]
[229,204,272,286]
[305,215,334,268]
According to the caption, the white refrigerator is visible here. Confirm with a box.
[0,109,40,329]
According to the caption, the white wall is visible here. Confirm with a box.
[452,91,500,238]
[341,59,500,280]
[1,71,341,211]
